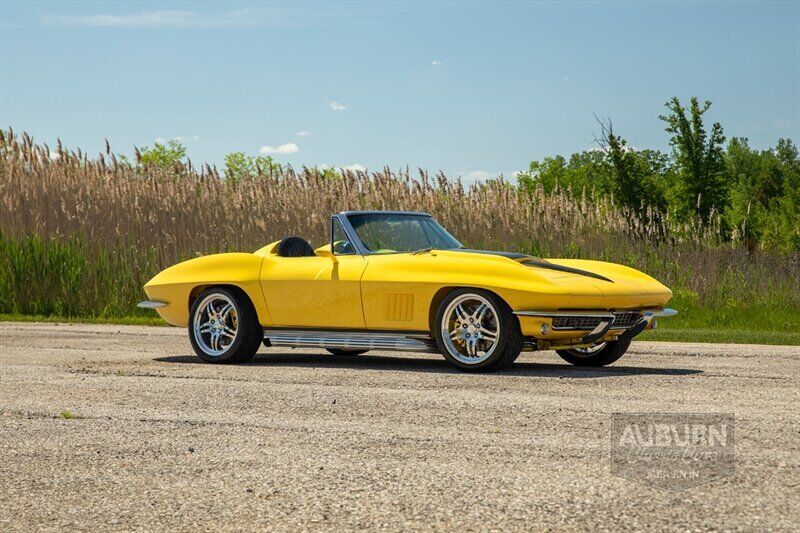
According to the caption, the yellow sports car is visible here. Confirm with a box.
[139,210,676,372]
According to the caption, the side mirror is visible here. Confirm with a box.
[316,247,338,261]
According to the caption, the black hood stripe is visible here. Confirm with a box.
[520,258,614,283]
[448,248,614,283]
[454,248,530,260]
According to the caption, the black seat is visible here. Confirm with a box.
[277,236,316,257]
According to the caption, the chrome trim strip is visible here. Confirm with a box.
[264,329,438,353]
[137,300,167,309]
[514,310,615,319]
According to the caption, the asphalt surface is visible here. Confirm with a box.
[0,322,798,531]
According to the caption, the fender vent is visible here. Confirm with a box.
[386,293,414,321]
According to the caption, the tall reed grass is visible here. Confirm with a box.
[1,128,798,331]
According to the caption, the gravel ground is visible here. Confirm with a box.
[1,322,798,531]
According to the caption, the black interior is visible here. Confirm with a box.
[276,236,317,257]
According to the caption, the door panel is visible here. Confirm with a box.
[260,255,367,328]
[360,254,441,331]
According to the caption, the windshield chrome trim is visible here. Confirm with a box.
[338,210,432,217]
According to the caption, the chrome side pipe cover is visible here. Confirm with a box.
[264,329,439,353]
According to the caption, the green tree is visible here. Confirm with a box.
[223,152,281,181]
[517,151,611,197]
[138,139,186,168]
[517,122,668,221]
[598,120,668,217]
[659,97,727,222]
[726,137,800,251]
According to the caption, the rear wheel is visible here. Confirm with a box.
[189,287,262,363]
[326,348,368,356]
[556,339,631,367]
[434,289,523,372]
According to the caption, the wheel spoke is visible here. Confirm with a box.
[205,301,216,320]
[221,327,236,338]
[472,303,488,321]
[219,303,233,319]
[481,332,497,344]
[454,304,468,321]
[466,338,477,356]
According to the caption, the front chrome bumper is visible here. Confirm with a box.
[514,308,678,345]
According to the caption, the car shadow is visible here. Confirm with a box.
[154,352,703,378]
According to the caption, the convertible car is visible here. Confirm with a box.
[139,210,676,372]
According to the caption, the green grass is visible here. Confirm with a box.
[0,313,165,326]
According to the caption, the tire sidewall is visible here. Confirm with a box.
[434,288,516,371]
[557,338,631,367]
[189,287,250,363]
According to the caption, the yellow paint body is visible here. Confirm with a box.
[144,244,672,343]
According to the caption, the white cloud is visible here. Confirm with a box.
[259,143,300,155]
[431,60,443,66]
[329,101,347,111]
[155,137,167,145]
[562,76,569,81]
[466,170,493,180]
[296,130,311,137]
[42,9,256,28]
[314,163,365,172]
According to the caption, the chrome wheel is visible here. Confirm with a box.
[571,342,607,357]
[192,293,238,357]
[441,293,500,365]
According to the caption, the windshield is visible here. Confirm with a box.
[347,214,462,254]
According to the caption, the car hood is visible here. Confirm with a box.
[435,248,672,307]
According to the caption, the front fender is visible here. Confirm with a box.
[143,253,268,326]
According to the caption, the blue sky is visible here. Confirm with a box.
[1,1,798,181]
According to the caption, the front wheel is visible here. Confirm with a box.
[434,289,523,372]
[189,287,262,363]
[556,339,631,367]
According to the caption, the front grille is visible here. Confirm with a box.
[552,316,603,330]
[551,312,642,330]
[611,312,641,328]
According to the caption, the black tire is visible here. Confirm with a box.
[188,287,262,364]
[434,288,523,373]
[326,348,368,356]
[556,338,631,367]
